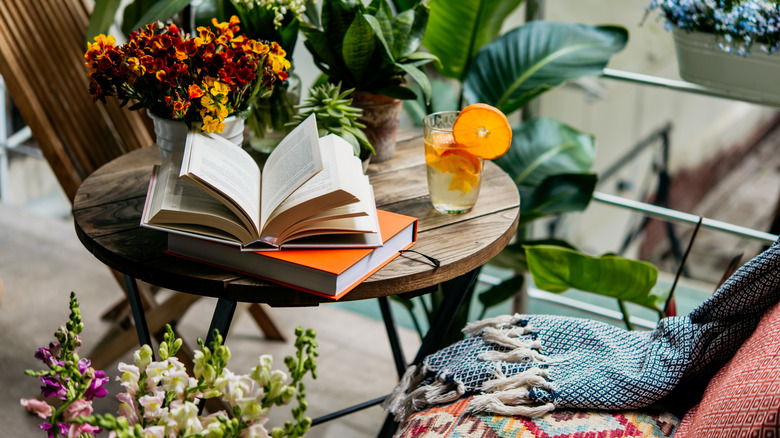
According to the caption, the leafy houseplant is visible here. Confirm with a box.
[287,82,375,160]
[301,0,438,161]
[21,292,318,438]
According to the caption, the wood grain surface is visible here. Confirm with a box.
[73,132,520,306]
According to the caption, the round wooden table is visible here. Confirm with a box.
[73,130,519,429]
[73,130,520,307]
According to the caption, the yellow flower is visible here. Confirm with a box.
[202,115,225,134]
[126,57,145,76]
[210,81,229,97]
[201,94,216,112]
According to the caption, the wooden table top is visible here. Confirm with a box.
[73,130,520,307]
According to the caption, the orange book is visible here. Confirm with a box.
[165,210,418,299]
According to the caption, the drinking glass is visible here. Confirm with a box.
[423,111,483,214]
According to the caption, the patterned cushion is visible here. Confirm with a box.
[395,396,679,438]
[673,299,780,436]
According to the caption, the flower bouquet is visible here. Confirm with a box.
[84,16,289,134]
[230,0,305,152]
[21,292,318,438]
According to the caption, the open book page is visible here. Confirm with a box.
[143,161,254,244]
[179,132,261,239]
[259,134,373,244]
[276,176,378,243]
[259,114,323,228]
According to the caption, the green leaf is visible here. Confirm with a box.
[490,238,576,271]
[323,0,363,55]
[87,0,122,42]
[396,63,431,104]
[374,84,418,100]
[477,274,525,310]
[494,118,595,188]
[423,0,524,81]
[363,15,395,64]
[403,77,459,126]
[464,22,628,115]
[520,173,597,222]
[390,4,427,58]
[390,0,420,12]
[127,0,195,35]
[342,15,376,83]
[524,245,665,312]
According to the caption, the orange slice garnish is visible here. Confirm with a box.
[429,149,482,175]
[452,103,512,160]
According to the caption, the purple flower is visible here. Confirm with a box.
[39,422,68,438]
[39,376,67,399]
[77,358,91,375]
[84,369,109,400]
[34,346,63,368]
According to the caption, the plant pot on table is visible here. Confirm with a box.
[351,91,403,163]
[149,112,245,162]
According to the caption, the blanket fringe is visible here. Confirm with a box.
[463,314,526,335]
[382,364,465,422]
[478,327,547,363]
[468,367,555,417]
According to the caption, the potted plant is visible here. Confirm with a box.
[645,0,780,102]
[287,82,375,170]
[300,0,438,162]
[84,17,289,159]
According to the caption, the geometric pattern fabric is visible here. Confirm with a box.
[673,299,780,437]
[396,396,679,438]
[417,239,780,412]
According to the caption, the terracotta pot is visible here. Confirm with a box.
[351,92,403,163]
[148,112,245,161]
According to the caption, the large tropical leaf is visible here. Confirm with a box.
[87,0,122,42]
[519,173,597,225]
[463,22,628,115]
[423,0,524,81]
[524,245,666,312]
[495,118,595,188]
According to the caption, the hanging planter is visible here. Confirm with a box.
[673,29,780,105]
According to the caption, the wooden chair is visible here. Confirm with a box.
[0,0,284,369]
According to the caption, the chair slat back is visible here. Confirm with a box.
[0,0,153,203]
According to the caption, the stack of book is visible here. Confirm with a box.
[141,115,417,299]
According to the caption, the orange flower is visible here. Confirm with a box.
[188,85,204,99]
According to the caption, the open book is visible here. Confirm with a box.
[141,115,381,250]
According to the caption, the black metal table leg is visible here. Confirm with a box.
[377,268,480,438]
[379,296,407,378]
[205,298,238,347]
[123,274,154,356]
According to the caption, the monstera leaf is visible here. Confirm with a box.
[423,0,524,81]
[524,245,666,312]
[464,22,628,115]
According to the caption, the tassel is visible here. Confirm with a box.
[479,367,551,393]
[469,395,556,418]
[462,314,525,335]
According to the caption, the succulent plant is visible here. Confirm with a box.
[288,82,375,157]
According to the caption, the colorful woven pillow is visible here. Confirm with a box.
[674,299,780,436]
[396,396,679,438]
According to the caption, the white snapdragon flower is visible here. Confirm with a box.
[117,362,140,396]
[139,387,167,421]
[168,400,203,435]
